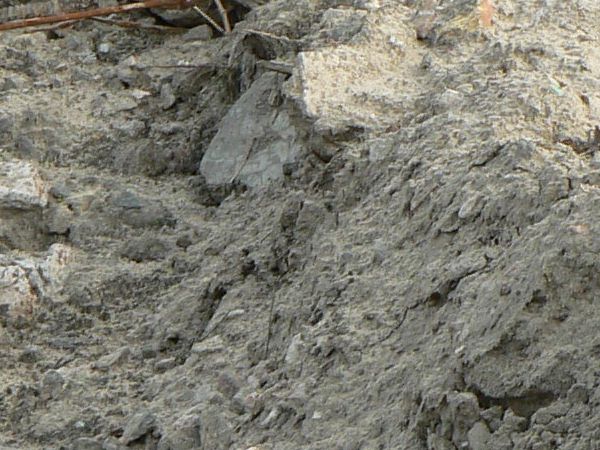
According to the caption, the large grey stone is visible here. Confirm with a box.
[0,244,72,324]
[0,160,48,209]
[157,413,202,450]
[121,410,156,444]
[467,421,491,450]
[200,72,302,187]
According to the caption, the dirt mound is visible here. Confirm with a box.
[1,0,600,449]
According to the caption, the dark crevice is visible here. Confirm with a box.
[525,289,548,313]
[470,386,557,420]
[554,125,600,157]
[427,267,486,307]
[470,143,502,168]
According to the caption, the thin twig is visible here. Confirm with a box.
[213,0,231,33]
[0,0,188,31]
[192,5,224,33]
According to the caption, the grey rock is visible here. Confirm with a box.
[121,410,156,444]
[18,346,41,363]
[502,408,527,433]
[158,414,202,450]
[200,72,302,186]
[41,370,65,401]
[175,233,193,249]
[183,25,212,42]
[119,203,175,229]
[445,391,480,446]
[190,335,225,356]
[216,372,241,399]
[284,333,305,377]
[200,407,233,450]
[458,191,487,220]
[116,66,137,86]
[150,122,185,136]
[63,34,85,51]
[188,174,234,207]
[233,390,263,417]
[45,204,73,235]
[295,200,331,236]
[318,8,366,42]
[111,190,143,210]
[112,96,138,112]
[141,344,158,359]
[14,134,38,159]
[154,357,176,373]
[0,160,48,209]
[467,421,491,450]
[160,83,177,110]
[71,437,103,450]
[93,347,130,372]
[1,75,26,91]
[481,406,504,432]
[102,437,128,450]
[567,383,589,404]
[121,237,171,262]
[0,111,14,133]
[547,416,571,434]
[112,119,146,138]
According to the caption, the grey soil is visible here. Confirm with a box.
[1,0,600,449]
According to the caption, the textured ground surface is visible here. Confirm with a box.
[2,0,600,449]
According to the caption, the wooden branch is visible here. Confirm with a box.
[192,5,224,33]
[0,0,192,31]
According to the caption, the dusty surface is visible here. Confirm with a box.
[1,0,600,449]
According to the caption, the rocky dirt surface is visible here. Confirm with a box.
[1,0,600,449]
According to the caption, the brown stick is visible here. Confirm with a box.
[0,0,191,31]
[192,5,223,33]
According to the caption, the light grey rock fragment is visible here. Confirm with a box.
[200,407,233,450]
[41,370,65,401]
[71,437,103,450]
[0,244,71,323]
[160,83,176,110]
[191,335,225,356]
[0,160,48,209]
[200,72,302,187]
[183,25,212,42]
[121,410,156,444]
[467,421,491,450]
[93,347,130,371]
[158,414,202,449]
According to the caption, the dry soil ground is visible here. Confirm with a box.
[2,1,600,449]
